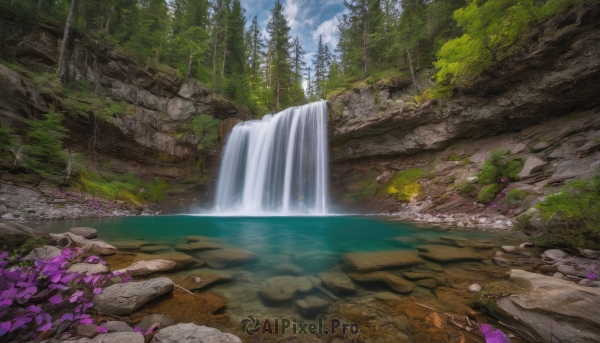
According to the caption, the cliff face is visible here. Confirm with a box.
[0,10,250,217]
[328,2,600,217]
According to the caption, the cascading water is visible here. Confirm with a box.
[214,101,329,215]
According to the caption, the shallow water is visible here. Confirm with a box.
[34,215,522,331]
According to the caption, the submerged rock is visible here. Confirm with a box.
[93,277,174,315]
[201,249,258,269]
[259,276,315,302]
[417,245,486,263]
[22,245,61,260]
[174,241,223,252]
[274,263,304,276]
[375,292,402,302]
[348,272,415,293]
[69,227,97,239]
[319,271,356,294]
[150,323,241,343]
[343,251,423,272]
[133,252,198,269]
[295,296,329,317]
[480,269,600,343]
[172,273,232,292]
[118,259,178,276]
[139,245,170,253]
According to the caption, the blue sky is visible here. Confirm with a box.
[242,0,346,68]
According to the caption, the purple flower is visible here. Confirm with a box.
[98,326,108,334]
[60,313,74,323]
[0,322,10,336]
[48,294,62,304]
[480,324,511,343]
[586,266,597,280]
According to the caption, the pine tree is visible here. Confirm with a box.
[246,16,266,81]
[312,35,331,99]
[266,0,293,111]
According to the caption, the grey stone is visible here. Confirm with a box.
[22,245,61,260]
[530,141,550,152]
[519,242,534,248]
[102,321,134,333]
[69,227,97,239]
[68,263,109,275]
[93,277,174,315]
[514,208,545,235]
[319,271,356,294]
[542,249,568,261]
[118,259,178,276]
[582,249,600,259]
[150,323,242,343]
[295,296,329,317]
[578,279,600,287]
[468,284,482,293]
[139,314,176,331]
[554,272,565,278]
[78,324,99,338]
[495,270,600,343]
[517,156,546,179]
[501,246,516,253]
[94,332,145,343]
[50,233,117,256]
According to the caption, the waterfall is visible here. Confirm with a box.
[214,101,329,215]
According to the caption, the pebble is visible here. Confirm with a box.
[467,283,481,293]
[519,242,534,248]
[553,272,565,279]
[501,246,516,253]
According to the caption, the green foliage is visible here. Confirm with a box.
[23,112,68,177]
[386,168,424,202]
[77,169,170,205]
[456,181,476,194]
[536,177,600,248]
[478,183,500,203]
[190,115,220,152]
[435,0,577,86]
[478,150,523,185]
[506,188,527,205]
[446,153,460,161]
[19,237,48,253]
[0,123,16,160]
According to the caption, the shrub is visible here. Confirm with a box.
[506,188,527,205]
[456,181,476,194]
[386,168,424,202]
[478,184,501,204]
[478,150,524,185]
[23,113,68,177]
[77,170,169,205]
[536,175,600,249]
[0,124,15,160]
[446,153,460,161]
[190,114,221,152]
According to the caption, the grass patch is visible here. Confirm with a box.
[446,153,460,161]
[477,184,501,204]
[506,188,527,205]
[386,168,424,202]
[478,150,524,186]
[456,181,476,194]
[536,175,600,249]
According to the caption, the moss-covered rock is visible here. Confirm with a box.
[477,183,500,204]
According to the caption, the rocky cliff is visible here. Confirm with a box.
[327,1,600,223]
[0,9,250,219]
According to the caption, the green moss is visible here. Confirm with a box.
[386,168,424,202]
[478,150,524,185]
[446,153,460,161]
[506,188,527,205]
[19,237,48,253]
[460,158,471,166]
[456,181,476,194]
[478,184,501,204]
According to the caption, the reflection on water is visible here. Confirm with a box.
[33,215,524,326]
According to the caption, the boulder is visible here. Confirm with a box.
[274,263,304,276]
[150,323,241,343]
[93,277,174,315]
[200,249,258,269]
[581,249,600,259]
[468,284,482,293]
[258,276,314,302]
[133,252,197,269]
[517,156,546,179]
[78,324,99,338]
[501,246,516,253]
[578,279,600,287]
[0,220,47,245]
[417,245,487,263]
[173,273,232,292]
[295,296,329,317]
[69,227,97,239]
[174,241,223,252]
[343,251,423,272]
[542,249,567,261]
[50,233,117,256]
[68,263,109,275]
[22,245,61,260]
[102,321,134,333]
[514,208,545,235]
[348,272,415,293]
[318,271,356,294]
[139,314,176,331]
[489,270,600,343]
[150,323,242,343]
[118,259,178,276]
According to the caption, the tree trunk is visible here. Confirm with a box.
[56,0,77,83]
[221,29,227,79]
[37,0,43,13]
[406,49,419,94]
[211,26,219,93]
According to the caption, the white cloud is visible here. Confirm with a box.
[312,17,339,46]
